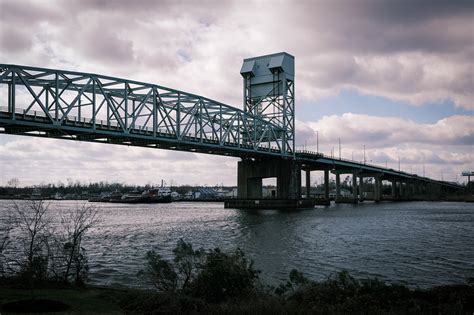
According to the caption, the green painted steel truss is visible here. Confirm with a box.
[0,64,291,158]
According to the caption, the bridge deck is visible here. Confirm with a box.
[0,64,463,190]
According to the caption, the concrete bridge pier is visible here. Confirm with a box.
[352,174,358,201]
[332,171,358,203]
[359,176,365,202]
[324,169,330,204]
[409,181,416,199]
[374,176,382,202]
[414,181,421,196]
[391,180,397,198]
[335,173,341,201]
[237,158,301,199]
[305,170,311,199]
[225,158,315,209]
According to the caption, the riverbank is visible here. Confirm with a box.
[1,275,473,314]
[2,195,474,203]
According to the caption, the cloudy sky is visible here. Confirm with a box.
[0,0,473,187]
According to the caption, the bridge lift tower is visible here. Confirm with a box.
[240,52,295,156]
[235,53,304,204]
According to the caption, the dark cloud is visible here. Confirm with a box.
[454,135,474,145]
[361,0,474,24]
[1,0,471,108]
[0,26,32,52]
[0,0,60,24]
[81,29,134,64]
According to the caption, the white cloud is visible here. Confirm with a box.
[295,114,474,182]
[298,114,474,147]
[0,0,472,185]
[0,136,237,187]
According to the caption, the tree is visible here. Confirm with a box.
[60,204,101,285]
[172,239,204,291]
[0,207,14,277]
[7,178,19,189]
[12,200,52,285]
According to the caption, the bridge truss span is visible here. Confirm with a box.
[0,61,464,194]
[0,64,291,158]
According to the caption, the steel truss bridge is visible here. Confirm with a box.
[0,63,462,192]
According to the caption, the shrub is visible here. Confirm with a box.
[139,241,260,303]
[139,250,178,292]
[191,247,260,303]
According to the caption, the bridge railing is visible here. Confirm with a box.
[294,149,462,188]
[295,149,388,170]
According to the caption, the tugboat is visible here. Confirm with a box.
[109,188,172,204]
[88,190,122,202]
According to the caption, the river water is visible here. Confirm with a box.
[1,200,473,288]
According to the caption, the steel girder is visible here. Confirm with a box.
[0,64,291,157]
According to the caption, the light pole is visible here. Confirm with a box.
[338,137,341,160]
[363,145,366,164]
[316,131,319,153]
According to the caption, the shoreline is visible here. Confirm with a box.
[1,196,473,202]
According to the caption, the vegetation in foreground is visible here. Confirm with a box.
[0,201,473,313]
[1,242,473,314]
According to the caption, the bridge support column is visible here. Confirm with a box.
[419,182,426,197]
[335,173,341,201]
[237,158,301,200]
[359,176,364,201]
[391,181,396,199]
[416,181,421,195]
[374,176,382,202]
[305,170,311,199]
[324,169,330,203]
[352,174,358,202]
[399,180,403,198]
[246,178,262,198]
[409,182,415,199]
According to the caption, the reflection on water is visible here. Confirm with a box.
[1,200,473,288]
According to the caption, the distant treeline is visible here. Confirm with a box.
[0,180,234,197]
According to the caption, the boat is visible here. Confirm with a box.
[109,194,172,204]
[109,188,172,204]
[88,190,122,202]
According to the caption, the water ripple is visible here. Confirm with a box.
[1,200,473,288]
